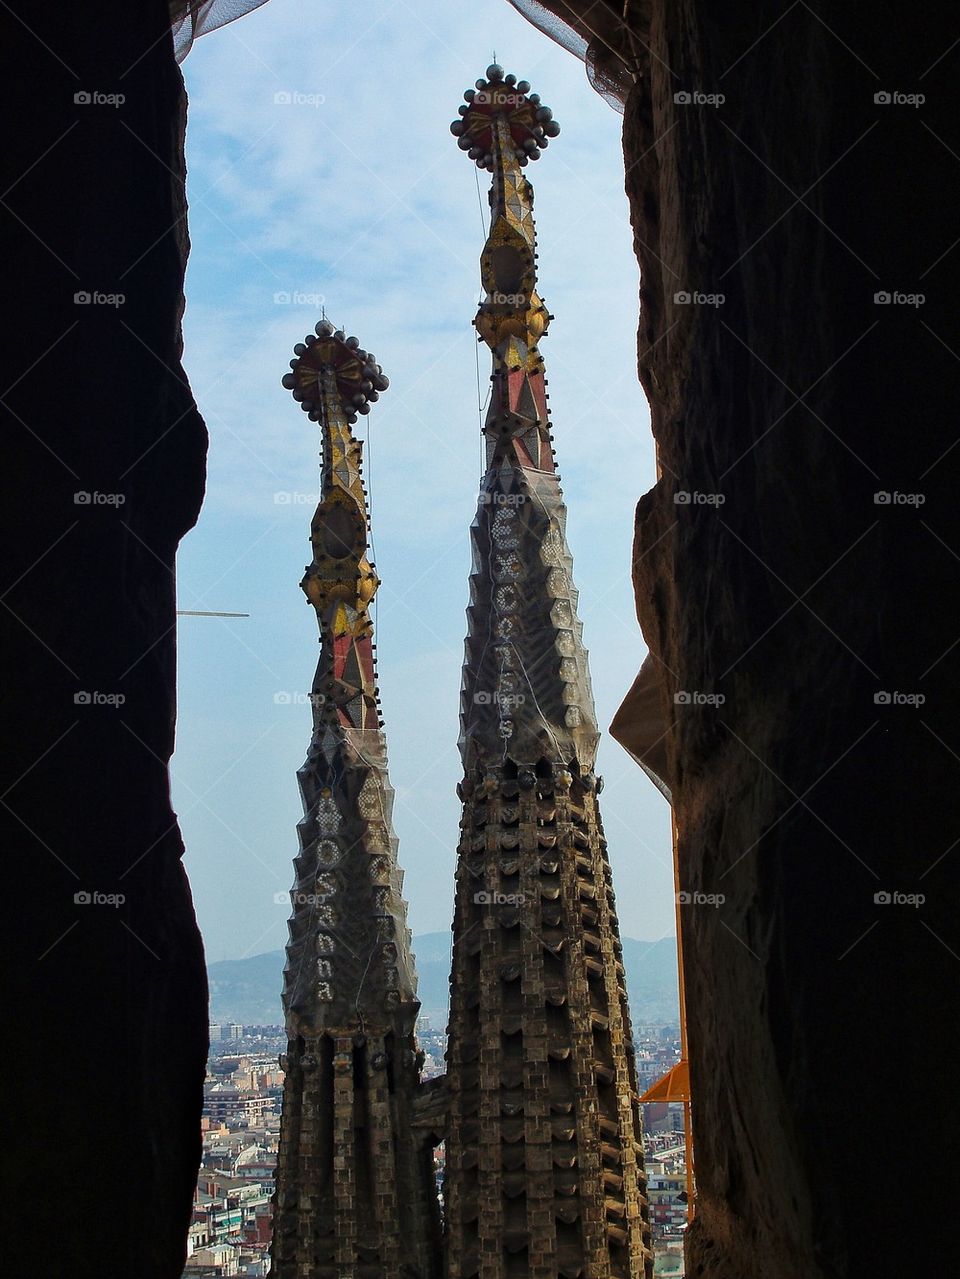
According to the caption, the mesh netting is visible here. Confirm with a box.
[170,0,271,61]
[170,0,638,101]
[506,0,637,112]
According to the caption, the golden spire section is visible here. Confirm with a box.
[476,116,550,363]
[302,366,377,630]
[453,65,558,366]
[281,323,389,633]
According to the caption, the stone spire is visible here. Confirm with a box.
[270,323,441,1279]
[442,68,653,1279]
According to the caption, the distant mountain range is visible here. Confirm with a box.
[208,932,680,1028]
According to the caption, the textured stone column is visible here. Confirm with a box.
[443,64,652,1279]
[269,326,439,1278]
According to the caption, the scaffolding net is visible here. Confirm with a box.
[169,1,638,108]
[505,0,638,111]
[170,0,270,61]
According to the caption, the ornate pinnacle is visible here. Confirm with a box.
[279,322,390,738]
[281,321,389,624]
[450,62,560,173]
[452,68,559,470]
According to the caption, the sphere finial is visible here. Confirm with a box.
[281,326,388,424]
[450,70,560,172]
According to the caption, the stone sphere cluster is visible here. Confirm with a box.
[281,319,389,424]
[450,64,560,171]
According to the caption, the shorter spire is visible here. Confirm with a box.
[271,323,440,1278]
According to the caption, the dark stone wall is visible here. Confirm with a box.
[620,2,960,1276]
[2,3,208,1276]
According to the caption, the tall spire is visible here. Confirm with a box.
[270,323,441,1279]
[443,68,653,1279]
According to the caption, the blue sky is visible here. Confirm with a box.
[174,0,673,963]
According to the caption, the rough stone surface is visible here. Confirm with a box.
[443,78,651,1279]
[270,340,440,1278]
[617,2,960,1276]
[2,4,208,1276]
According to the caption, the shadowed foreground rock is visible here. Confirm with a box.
[2,3,207,1276]
[615,2,960,1276]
